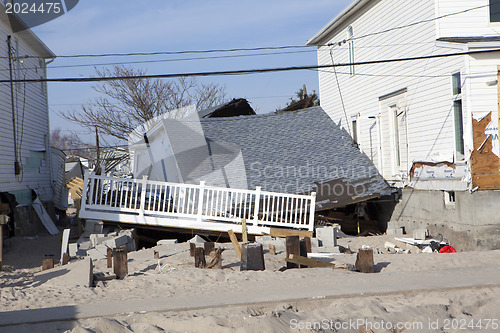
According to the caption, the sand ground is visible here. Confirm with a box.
[1,231,499,333]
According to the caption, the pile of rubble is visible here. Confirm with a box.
[68,220,136,261]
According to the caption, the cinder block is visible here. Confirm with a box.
[315,227,338,246]
[105,235,130,249]
[157,239,178,245]
[84,220,103,237]
[95,244,108,256]
[386,228,404,235]
[255,236,273,244]
[310,238,320,248]
[87,248,106,261]
[68,243,78,257]
[126,241,136,252]
[413,229,427,240]
[387,221,399,229]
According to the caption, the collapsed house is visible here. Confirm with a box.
[125,105,392,234]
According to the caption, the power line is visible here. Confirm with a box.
[21,45,313,59]
[44,49,315,70]
[2,47,500,83]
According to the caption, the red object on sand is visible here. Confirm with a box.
[439,245,457,253]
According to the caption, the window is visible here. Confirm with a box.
[452,72,464,160]
[390,105,401,167]
[348,26,355,75]
[352,119,358,144]
[490,0,500,22]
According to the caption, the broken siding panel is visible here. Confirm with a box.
[436,0,500,38]
[316,0,463,183]
[470,112,500,188]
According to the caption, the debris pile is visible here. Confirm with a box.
[69,220,136,261]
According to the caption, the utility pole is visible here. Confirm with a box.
[7,35,20,176]
[95,126,100,175]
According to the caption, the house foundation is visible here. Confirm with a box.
[389,189,500,251]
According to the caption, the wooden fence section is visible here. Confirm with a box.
[79,172,316,234]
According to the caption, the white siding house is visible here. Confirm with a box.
[0,7,57,234]
[308,0,500,250]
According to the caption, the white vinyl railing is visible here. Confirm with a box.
[80,173,316,231]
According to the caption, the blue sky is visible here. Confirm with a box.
[32,0,352,143]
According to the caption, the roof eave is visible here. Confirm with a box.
[0,2,55,59]
[306,0,370,46]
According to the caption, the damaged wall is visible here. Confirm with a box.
[389,188,500,251]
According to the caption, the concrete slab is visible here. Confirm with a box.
[157,239,178,245]
[33,257,93,288]
[87,248,106,261]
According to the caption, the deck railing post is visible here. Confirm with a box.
[252,186,261,225]
[139,175,148,217]
[308,192,316,231]
[197,181,205,223]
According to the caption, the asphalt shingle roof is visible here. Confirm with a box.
[198,106,390,203]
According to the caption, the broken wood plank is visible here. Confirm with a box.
[269,244,276,255]
[240,243,265,271]
[207,248,222,269]
[113,246,128,279]
[355,248,374,273]
[286,235,300,269]
[270,228,312,239]
[282,254,335,269]
[241,218,248,244]
[194,247,206,268]
[228,229,241,260]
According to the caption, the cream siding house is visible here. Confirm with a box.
[308,0,500,250]
[0,6,57,234]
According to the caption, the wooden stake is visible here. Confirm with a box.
[299,237,312,268]
[194,247,206,268]
[62,253,69,265]
[355,248,374,273]
[241,218,248,244]
[42,257,54,271]
[207,247,222,269]
[107,248,112,268]
[240,243,265,271]
[285,235,300,269]
[189,242,196,257]
[227,229,241,260]
[204,242,215,255]
[113,246,128,279]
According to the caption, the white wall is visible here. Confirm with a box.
[314,0,470,186]
[0,18,52,201]
[436,0,500,38]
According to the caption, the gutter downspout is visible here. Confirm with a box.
[7,35,20,176]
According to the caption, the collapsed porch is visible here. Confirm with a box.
[79,172,316,235]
